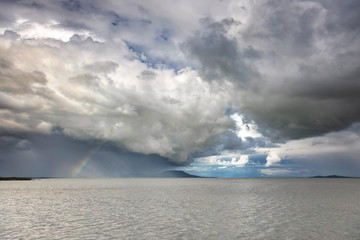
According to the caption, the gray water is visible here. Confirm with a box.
[1,178,360,240]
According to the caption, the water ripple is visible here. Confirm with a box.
[1,178,360,239]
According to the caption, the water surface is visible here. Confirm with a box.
[1,178,359,239]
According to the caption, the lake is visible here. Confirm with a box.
[1,178,360,239]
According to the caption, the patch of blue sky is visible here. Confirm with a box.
[182,153,313,178]
[184,165,262,178]
[125,41,186,71]
[183,154,268,177]
[158,28,172,41]
[249,154,268,165]
[110,13,130,26]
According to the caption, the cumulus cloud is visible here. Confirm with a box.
[260,168,296,176]
[265,152,281,167]
[195,154,249,168]
[0,27,234,163]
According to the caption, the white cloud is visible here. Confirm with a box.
[14,20,97,42]
[265,152,281,167]
[260,168,295,176]
[281,126,360,158]
[231,113,263,141]
[196,154,249,167]
[0,30,233,163]
[255,124,360,169]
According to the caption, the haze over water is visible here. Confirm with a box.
[1,178,359,239]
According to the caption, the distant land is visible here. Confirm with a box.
[155,170,201,178]
[0,177,32,181]
[310,175,354,178]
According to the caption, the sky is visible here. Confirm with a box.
[0,0,359,177]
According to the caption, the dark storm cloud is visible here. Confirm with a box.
[61,0,82,12]
[182,17,260,87]
[260,0,321,57]
[290,68,360,100]
[318,0,360,34]
[183,0,360,140]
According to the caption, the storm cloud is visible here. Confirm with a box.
[183,0,360,140]
[0,0,359,177]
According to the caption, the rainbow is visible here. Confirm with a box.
[71,139,107,177]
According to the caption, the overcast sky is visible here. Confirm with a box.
[0,0,359,177]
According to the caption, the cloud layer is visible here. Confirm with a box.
[0,0,360,176]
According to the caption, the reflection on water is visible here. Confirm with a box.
[1,178,360,239]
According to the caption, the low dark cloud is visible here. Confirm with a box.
[182,18,260,88]
[0,133,174,177]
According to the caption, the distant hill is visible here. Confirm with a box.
[310,175,352,178]
[0,177,32,181]
[156,170,201,178]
